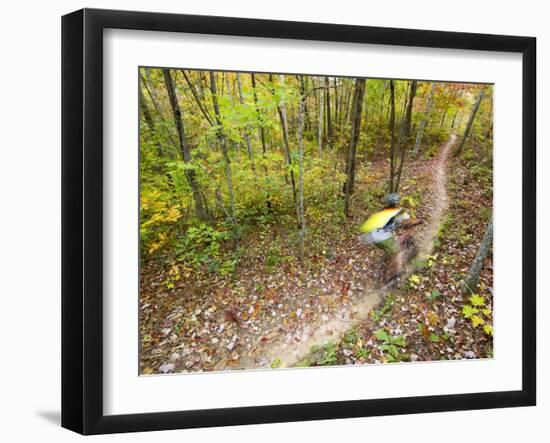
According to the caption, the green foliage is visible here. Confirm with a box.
[461,294,492,335]
[171,224,241,277]
[374,329,407,363]
[370,293,396,321]
[265,244,283,272]
[317,343,338,365]
[427,289,441,302]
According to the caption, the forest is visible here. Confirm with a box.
[138,67,493,374]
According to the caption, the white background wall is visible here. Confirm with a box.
[0,0,545,441]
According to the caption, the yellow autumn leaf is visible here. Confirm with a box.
[471,314,485,328]
[470,294,485,307]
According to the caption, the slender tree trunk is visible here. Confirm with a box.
[344,81,353,128]
[224,74,240,156]
[412,82,436,158]
[379,81,388,126]
[334,77,340,128]
[361,80,369,159]
[139,81,155,133]
[179,70,214,126]
[325,76,332,146]
[302,76,312,132]
[162,69,207,221]
[250,73,267,155]
[451,109,458,130]
[209,71,237,225]
[394,80,418,192]
[276,74,298,206]
[139,82,166,158]
[140,71,179,157]
[463,215,493,293]
[455,89,485,157]
[388,80,397,193]
[236,73,255,171]
[439,109,447,128]
[250,74,273,212]
[317,83,324,156]
[343,78,366,217]
[296,77,307,264]
[401,81,411,120]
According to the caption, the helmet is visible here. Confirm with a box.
[382,193,400,207]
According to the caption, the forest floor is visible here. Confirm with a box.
[139,134,493,374]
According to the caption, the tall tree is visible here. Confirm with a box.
[250,73,267,155]
[388,80,397,193]
[162,69,208,221]
[317,80,324,156]
[296,77,307,264]
[209,71,237,225]
[139,79,166,158]
[450,109,459,130]
[275,74,298,206]
[236,73,255,170]
[394,80,418,192]
[324,76,333,145]
[412,82,436,158]
[455,88,485,157]
[343,78,366,217]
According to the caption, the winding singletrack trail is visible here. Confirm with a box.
[262,134,458,368]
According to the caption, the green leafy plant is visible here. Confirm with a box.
[374,329,407,363]
[317,343,338,366]
[461,294,493,335]
[426,289,441,302]
[370,293,396,321]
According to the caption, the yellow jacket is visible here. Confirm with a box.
[360,208,404,234]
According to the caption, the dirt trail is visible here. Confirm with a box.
[263,134,457,368]
[416,133,456,259]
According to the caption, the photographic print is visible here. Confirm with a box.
[138,68,494,375]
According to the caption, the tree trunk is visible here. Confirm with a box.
[324,76,332,146]
[296,77,307,264]
[302,76,312,132]
[455,89,485,157]
[276,74,298,207]
[451,109,458,130]
[388,80,397,193]
[236,73,255,170]
[394,80,418,192]
[334,77,340,128]
[162,69,207,221]
[139,81,165,157]
[250,73,267,155]
[343,78,366,217]
[140,71,178,157]
[439,109,447,128]
[361,80,369,159]
[209,71,237,225]
[317,83,324,156]
[463,215,493,293]
[412,82,436,158]
[179,70,214,126]
[401,81,411,120]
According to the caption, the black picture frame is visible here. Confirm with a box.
[62,8,536,435]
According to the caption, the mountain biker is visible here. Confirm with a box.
[360,193,420,282]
